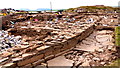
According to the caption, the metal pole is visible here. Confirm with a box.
[50,1,52,13]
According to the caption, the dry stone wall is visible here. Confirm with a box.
[0,24,95,68]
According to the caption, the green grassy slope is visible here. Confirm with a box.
[115,26,120,46]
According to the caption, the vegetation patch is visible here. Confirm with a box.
[115,26,120,46]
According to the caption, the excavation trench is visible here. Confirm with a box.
[45,26,119,67]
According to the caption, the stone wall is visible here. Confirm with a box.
[0,25,95,68]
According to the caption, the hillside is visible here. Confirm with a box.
[65,5,119,12]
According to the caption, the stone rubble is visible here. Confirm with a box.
[0,30,22,53]
[65,30,118,67]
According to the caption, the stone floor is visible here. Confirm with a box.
[75,30,114,52]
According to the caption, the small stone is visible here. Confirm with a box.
[22,42,29,45]
[36,41,43,44]
[37,46,50,51]
[15,36,21,39]
[104,56,109,61]
[50,41,57,43]
[64,35,71,39]
[12,57,23,62]
[3,63,16,68]
[56,39,62,41]
[0,57,9,63]
[108,46,113,50]
[59,36,65,39]
[22,53,35,58]
[100,62,106,65]
[20,45,29,48]
[97,49,104,52]
[2,51,12,57]
[93,57,100,61]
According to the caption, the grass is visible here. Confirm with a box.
[108,59,120,66]
[106,26,120,67]
[66,6,119,12]
[115,26,120,34]
[115,26,120,46]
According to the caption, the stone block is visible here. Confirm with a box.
[2,63,16,68]
[12,57,23,63]
[53,49,61,55]
[21,64,33,68]
[17,54,44,66]
[2,51,13,57]
[22,53,36,59]
[67,38,78,47]
[36,46,50,52]
[44,55,54,61]
[44,47,53,57]
[32,59,45,66]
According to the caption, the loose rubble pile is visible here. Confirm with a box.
[65,30,118,67]
[98,15,118,26]
[0,30,21,53]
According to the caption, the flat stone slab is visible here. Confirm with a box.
[47,56,74,67]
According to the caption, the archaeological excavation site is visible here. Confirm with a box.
[0,6,120,68]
